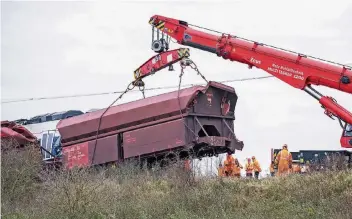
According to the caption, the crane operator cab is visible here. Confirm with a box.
[341,123,352,148]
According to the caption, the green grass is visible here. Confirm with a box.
[2,145,352,219]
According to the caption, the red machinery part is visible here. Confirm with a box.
[319,96,352,125]
[148,15,352,148]
[340,136,352,148]
[148,15,351,93]
[1,121,37,146]
[134,48,190,80]
[340,123,352,148]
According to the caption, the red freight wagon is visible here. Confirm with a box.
[57,81,244,169]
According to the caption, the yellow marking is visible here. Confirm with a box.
[156,21,165,29]
[178,48,190,58]
[134,69,141,79]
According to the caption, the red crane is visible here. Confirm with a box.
[143,15,352,148]
[133,48,190,81]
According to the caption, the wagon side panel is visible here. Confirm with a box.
[123,119,186,158]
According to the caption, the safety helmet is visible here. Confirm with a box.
[283,144,288,149]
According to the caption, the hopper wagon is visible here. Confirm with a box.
[56,81,244,169]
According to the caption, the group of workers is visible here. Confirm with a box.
[219,144,298,178]
[218,152,262,179]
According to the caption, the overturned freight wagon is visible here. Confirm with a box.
[56,81,244,169]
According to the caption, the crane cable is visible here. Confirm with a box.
[138,82,146,99]
[91,58,209,165]
[90,81,137,166]
[177,58,209,139]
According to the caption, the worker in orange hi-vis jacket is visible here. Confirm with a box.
[275,144,293,176]
[233,158,243,178]
[245,158,254,178]
[292,164,301,174]
[218,163,224,177]
[252,156,262,179]
[224,152,235,177]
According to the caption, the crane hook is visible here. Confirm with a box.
[133,79,145,87]
[180,58,193,66]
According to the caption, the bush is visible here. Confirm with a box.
[1,141,42,213]
[1,141,352,219]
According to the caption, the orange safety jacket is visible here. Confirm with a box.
[245,162,253,174]
[275,149,293,176]
[218,166,224,177]
[293,164,301,173]
[233,162,243,175]
[224,155,235,175]
[275,149,293,168]
[252,159,262,172]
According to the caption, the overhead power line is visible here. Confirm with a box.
[1,76,274,104]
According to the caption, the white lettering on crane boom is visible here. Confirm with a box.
[250,57,261,65]
[267,63,305,81]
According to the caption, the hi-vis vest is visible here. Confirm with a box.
[278,149,291,165]
[233,163,242,175]
[218,167,224,176]
[224,156,235,173]
[252,160,261,172]
[300,157,304,164]
[245,162,253,173]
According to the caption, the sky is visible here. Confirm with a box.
[1,0,352,173]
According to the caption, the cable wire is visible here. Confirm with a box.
[92,58,207,165]
[90,81,136,165]
[177,58,209,139]
[1,76,274,104]
[188,23,350,68]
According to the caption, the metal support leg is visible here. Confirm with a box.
[222,118,236,138]
[304,85,322,100]
[194,116,209,137]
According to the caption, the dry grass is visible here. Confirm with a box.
[1,142,42,212]
[1,142,352,219]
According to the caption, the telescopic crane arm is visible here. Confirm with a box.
[148,15,352,128]
[133,48,190,82]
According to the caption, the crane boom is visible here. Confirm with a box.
[149,15,352,93]
[147,15,352,148]
[133,48,190,81]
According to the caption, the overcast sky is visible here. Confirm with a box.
[1,0,352,170]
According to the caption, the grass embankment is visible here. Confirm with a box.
[1,144,352,219]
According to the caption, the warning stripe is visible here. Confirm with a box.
[134,69,141,79]
[177,48,190,58]
[156,21,165,30]
[185,49,190,56]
